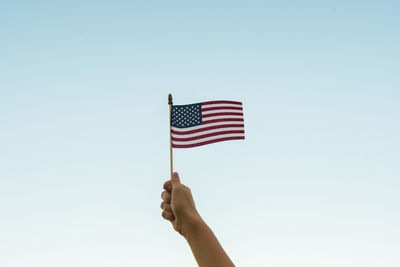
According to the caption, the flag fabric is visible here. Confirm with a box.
[171,100,245,148]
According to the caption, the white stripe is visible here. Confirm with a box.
[202,115,243,121]
[201,103,242,108]
[172,121,244,132]
[202,115,244,121]
[172,127,244,138]
[202,109,243,115]
[172,133,245,145]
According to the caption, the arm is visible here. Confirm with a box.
[161,172,235,267]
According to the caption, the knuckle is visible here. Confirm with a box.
[164,204,171,212]
[161,191,171,201]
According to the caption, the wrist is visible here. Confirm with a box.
[182,214,206,241]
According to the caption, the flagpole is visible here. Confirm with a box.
[168,94,173,178]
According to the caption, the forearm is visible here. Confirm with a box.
[184,217,235,267]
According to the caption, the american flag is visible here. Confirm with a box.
[171,100,245,148]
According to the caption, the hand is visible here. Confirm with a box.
[161,172,201,237]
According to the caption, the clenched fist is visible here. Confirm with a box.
[160,172,201,237]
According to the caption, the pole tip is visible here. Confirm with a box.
[168,94,173,105]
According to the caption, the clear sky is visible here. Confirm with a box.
[1,1,399,266]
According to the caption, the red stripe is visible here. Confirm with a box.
[202,112,243,118]
[202,106,243,112]
[172,130,245,142]
[202,118,244,124]
[171,124,244,135]
[173,136,245,148]
[202,100,242,106]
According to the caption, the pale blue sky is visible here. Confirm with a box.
[1,1,399,266]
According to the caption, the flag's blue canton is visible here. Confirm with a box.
[171,104,202,128]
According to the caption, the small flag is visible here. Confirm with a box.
[171,100,245,148]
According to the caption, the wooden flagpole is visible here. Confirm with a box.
[168,94,173,178]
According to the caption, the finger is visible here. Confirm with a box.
[163,180,172,192]
[160,202,172,212]
[162,210,175,221]
[161,191,171,202]
[171,172,180,185]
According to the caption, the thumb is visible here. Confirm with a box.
[171,172,181,185]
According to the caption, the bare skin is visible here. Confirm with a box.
[161,172,235,267]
